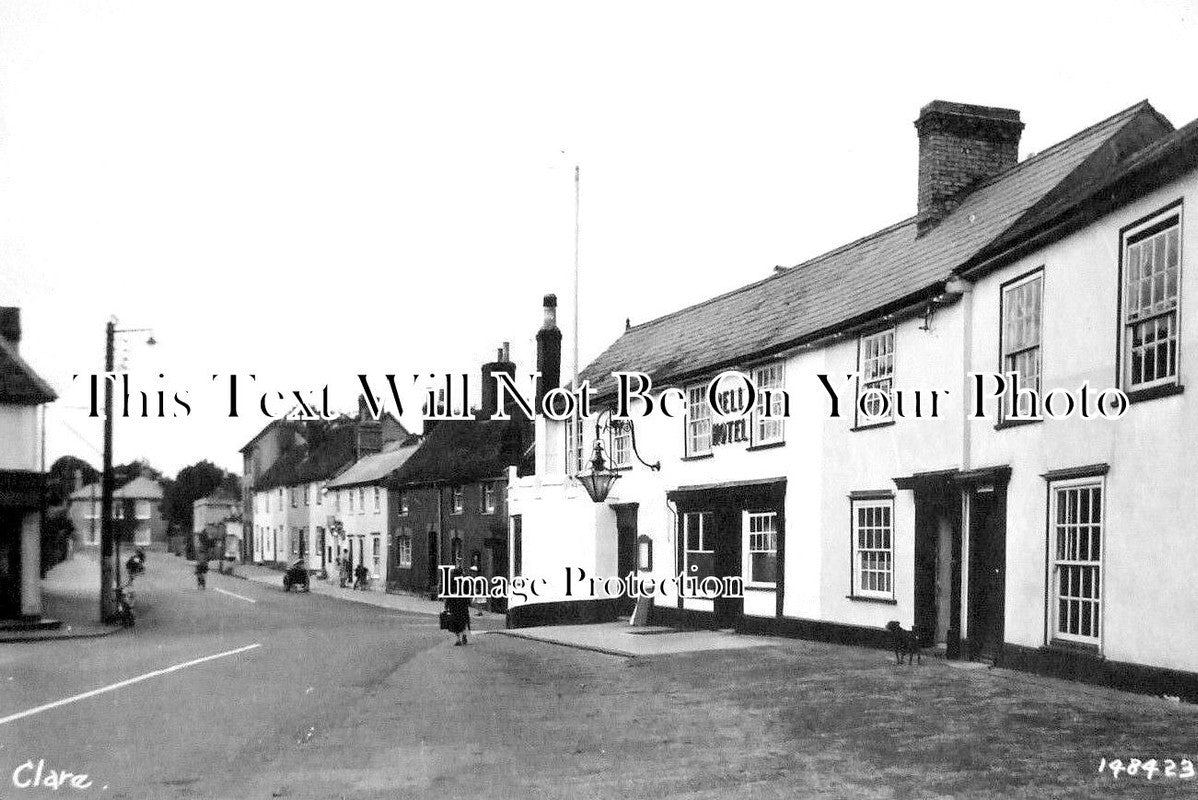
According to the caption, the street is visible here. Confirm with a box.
[4,554,1198,799]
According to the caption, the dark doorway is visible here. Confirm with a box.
[426,529,439,597]
[485,535,508,613]
[614,504,639,616]
[0,512,21,619]
[913,482,961,654]
[966,489,1006,662]
[710,508,744,627]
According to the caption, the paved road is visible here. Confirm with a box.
[0,553,448,799]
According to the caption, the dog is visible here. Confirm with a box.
[885,620,922,665]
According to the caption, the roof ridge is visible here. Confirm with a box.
[607,100,1156,348]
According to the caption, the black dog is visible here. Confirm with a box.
[885,620,922,665]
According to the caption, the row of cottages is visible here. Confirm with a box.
[0,306,56,623]
[383,342,534,611]
[67,475,166,547]
[507,99,1198,699]
[247,409,410,583]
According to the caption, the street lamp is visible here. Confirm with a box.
[98,317,156,623]
[577,412,660,504]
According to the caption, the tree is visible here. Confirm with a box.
[45,456,100,508]
[41,510,75,575]
[162,460,241,534]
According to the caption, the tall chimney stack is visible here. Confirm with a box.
[915,101,1023,234]
[481,342,517,419]
[0,308,21,352]
[535,294,562,415]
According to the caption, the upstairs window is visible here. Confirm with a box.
[751,362,786,446]
[686,385,712,456]
[481,483,496,514]
[398,492,409,514]
[1001,270,1044,419]
[358,488,366,514]
[858,329,895,424]
[374,487,381,514]
[316,485,322,505]
[1122,207,1182,392]
[451,486,464,514]
[304,484,310,506]
[610,420,632,468]
[348,491,354,513]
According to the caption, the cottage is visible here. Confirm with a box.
[68,475,166,548]
[509,99,1198,698]
[0,307,56,622]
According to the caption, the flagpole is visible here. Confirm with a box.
[573,164,580,385]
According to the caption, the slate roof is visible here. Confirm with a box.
[326,440,422,489]
[386,420,530,488]
[0,335,56,405]
[578,101,1179,393]
[70,475,164,501]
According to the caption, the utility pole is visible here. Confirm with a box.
[573,164,580,385]
[99,319,116,622]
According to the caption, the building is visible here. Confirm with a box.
[250,409,408,571]
[239,419,304,563]
[324,438,420,589]
[0,307,56,622]
[193,487,241,561]
[68,475,166,547]
[509,99,1198,699]
[387,342,534,609]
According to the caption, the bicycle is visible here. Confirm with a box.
[113,584,135,627]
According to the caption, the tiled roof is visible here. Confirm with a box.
[326,440,422,489]
[0,336,56,405]
[579,101,1173,392]
[70,475,164,501]
[387,419,530,488]
[255,421,358,491]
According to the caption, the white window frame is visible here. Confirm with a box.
[610,420,632,468]
[564,414,584,476]
[397,534,412,568]
[851,498,894,599]
[1049,477,1104,646]
[372,535,381,571]
[374,487,381,514]
[348,491,354,513]
[481,483,496,514]
[135,500,152,520]
[398,492,409,515]
[681,511,713,578]
[751,362,786,446]
[451,486,464,515]
[685,384,712,456]
[304,484,310,506]
[1000,269,1045,420]
[742,510,778,588]
[1121,207,1183,393]
[857,328,895,425]
[358,488,366,515]
[316,484,322,505]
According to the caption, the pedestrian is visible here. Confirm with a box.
[195,558,208,589]
[339,556,349,588]
[354,563,369,590]
[443,566,471,645]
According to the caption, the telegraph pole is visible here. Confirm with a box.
[573,164,580,385]
[99,319,116,622]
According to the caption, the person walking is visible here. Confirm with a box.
[195,558,208,589]
[354,562,369,590]
[443,566,471,645]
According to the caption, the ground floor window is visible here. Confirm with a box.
[743,511,778,587]
[1050,479,1103,644]
[681,512,714,580]
[372,535,381,571]
[396,534,412,568]
[851,498,894,599]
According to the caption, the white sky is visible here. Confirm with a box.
[2,0,1197,476]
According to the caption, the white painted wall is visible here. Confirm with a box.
[0,405,41,471]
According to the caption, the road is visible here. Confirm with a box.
[0,553,448,799]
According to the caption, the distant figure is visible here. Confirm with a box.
[354,563,369,590]
[443,566,471,645]
[195,559,208,589]
[339,557,350,588]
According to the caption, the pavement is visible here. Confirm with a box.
[492,622,782,657]
[225,558,506,624]
[1,551,120,642]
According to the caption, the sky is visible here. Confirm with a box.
[1,0,1197,476]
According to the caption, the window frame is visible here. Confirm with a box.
[681,511,714,580]
[855,327,896,428]
[396,533,412,568]
[609,419,632,469]
[750,361,786,447]
[998,267,1046,423]
[742,510,779,589]
[685,384,712,457]
[398,491,409,515]
[1118,202,1184,396]
[480,483,497,514]
[1047,476,1105,647]
[374,486,381,514]
[850,497,895,600]
[451,486,464,515]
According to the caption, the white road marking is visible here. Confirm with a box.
[213,587,257,604]
[0,643,262,726]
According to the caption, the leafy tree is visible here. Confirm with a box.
[162,460,241,533]
[45,456,100,507]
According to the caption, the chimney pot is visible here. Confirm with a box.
[0,307,21,351]
[915,101,1023,234]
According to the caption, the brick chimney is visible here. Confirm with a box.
[535,294,561,414]
[0,307,21,352]
[915,101,1023,234]
[481,342,517,419]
